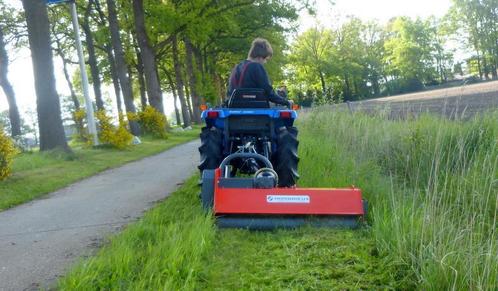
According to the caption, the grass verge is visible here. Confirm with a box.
[58,176,214,290]
[0,129,198,211]
[59,110,497,289]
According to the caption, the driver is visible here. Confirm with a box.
[226,38,291,107]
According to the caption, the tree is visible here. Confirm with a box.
[93,0,123,114]
[21,0,69,151]
[48,7,81,112]
[362,21,387,97]
[106,0,140,135]
[0,24,21,137]
[184,36,201,123]
[288,27,336,102]
[448,0,498,80]
[132,0,164,114]
[171,34,191,127]
[384,17,438,92]
[80,0,105,110]
[0,2,22,137]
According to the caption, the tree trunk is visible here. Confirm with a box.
[318,70,326,97]
[106,0,140,135]
[193,44,204,76]
[61,57,80,111]
[489,49,498,79]
[383,75,391,96]
[93,0,122,113]
[214,73,223,105]
[132,0,163,114]
[475,48,483,80]
[50,18,80,112]
[184,37,201,123]
[353,78,360,100]
[172,34,190,127]
[82,1,104,111]
[193,44,205,102]
[0,27,21,137]
[165,70,181,126]
[106,45,123,114]
[482,55,490,80]
[21,0,69,151]
[184,81,193,122]
[343,74,351,101]
[172,90,181,126]
[133,43,147,110]
[203,46,209,74]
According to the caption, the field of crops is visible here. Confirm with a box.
[347,80,498,120]
[59,109,497,290]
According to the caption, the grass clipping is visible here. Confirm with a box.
[58,177,214,290]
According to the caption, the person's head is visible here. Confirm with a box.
[247,38,273,64]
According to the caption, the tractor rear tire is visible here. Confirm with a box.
[273,126,299,187]
[198,126,223,173]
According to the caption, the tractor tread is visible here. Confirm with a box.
[273,126,299,187]
[198,126,223,172]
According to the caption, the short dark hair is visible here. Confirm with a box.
[248,38,273,59]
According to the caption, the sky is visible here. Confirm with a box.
[0,0,453,119]
[300,0,452,30]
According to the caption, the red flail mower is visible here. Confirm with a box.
[198,89,367,230]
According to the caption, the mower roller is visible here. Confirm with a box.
[198,88,366,230]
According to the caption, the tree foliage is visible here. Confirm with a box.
[4,0,497,143]
[286,3,496,106]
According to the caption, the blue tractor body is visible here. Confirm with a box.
[201,108,297,157]
[198,89,300,187]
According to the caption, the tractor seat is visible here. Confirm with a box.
[228,88,270,108]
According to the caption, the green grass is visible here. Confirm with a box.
[0,128,199,211]
[198,228,401,290]
[58,176,214,290]
[298,109,498,289]
[59,111,497,290]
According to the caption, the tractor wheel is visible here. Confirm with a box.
[200,170,215,212]
[273,126,299,187]
[198,126,223,173]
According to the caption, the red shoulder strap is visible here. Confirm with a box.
[236,61,251,87]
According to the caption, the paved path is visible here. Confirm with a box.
[0,140,199,290]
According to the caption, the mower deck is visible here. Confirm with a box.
[201,168,366,230]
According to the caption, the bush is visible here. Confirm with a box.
[0,126,18,180]
[72,109,92,143]
[135,106,169,138]
[96,110,133,150]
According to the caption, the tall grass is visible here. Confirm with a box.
[299,109,497,289]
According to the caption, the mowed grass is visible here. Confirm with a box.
[59,109,497,290]
[198,228,400,290]
[0,128,199,211]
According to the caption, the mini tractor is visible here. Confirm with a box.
[198,88,366,230]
